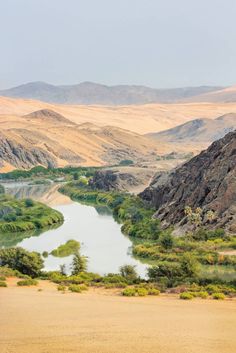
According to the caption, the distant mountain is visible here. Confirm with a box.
[140,131,236,232]
[184,85,236,103]
[147,113,236,144]
[0,81,222,105]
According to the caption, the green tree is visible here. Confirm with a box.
[71,252,87,275]
[147,262,182,281]
[119,265,138,282]
[0,247,43,277]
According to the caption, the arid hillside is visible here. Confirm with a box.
[0,109,170,170]
[147,113,236,145]
[1,96,236,134]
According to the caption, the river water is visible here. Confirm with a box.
[2,182,148,277]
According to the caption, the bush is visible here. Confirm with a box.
[25,198,34,207]
[0,281,7,287]
[212,293,225,300]
[205,284,221,294]
[17,279,38,286]
[148,288,160,296]
[136,287,148,296]
[159,231,174,249]
[68,284,88,293]
[0,275,6,281]
[179,292,194,300]
[197,291,209,299]
[122,287,136,296]
[0,248,43,278]
[57,285,66,291]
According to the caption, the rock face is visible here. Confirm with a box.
[140,131,236,232]
[0,132,57,169]
[89,170,140,191]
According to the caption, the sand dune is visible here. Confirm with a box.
[1,96,236,134]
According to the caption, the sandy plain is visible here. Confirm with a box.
[0,278,235,353]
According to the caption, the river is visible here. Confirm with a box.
[2,182,148,277]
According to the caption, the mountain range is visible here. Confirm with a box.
[0,81,223,105]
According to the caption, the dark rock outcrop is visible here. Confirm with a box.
[89,170,139,191]
[140,131,236,232]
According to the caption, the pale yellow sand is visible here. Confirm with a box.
[0,279,235,353]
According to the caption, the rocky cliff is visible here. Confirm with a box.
[0,132,57,169]
[140,131,236,232]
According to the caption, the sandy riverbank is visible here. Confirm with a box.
[0,279,235,353]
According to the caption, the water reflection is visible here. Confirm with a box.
[1,182,148,277]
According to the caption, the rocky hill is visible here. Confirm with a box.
[147,113,236,144]
[0,109,169,170]
[0,81,221,105]
[140,131,236,232]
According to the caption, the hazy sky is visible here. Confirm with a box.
[0,0,236,89]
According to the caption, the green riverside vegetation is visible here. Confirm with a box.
[51,240,81,257]
[0,194,63,233]
[59,182,236,290]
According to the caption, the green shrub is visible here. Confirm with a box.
[148,288,160,296]
[0,275,6,281]
[0,281,7,287]
[197,291,208,299]
[25,198,34,207]
[179,292,194,300]
[68,284,88,293]
[205,284,221,294]
[57,285,66,291]
[136,287,148,296]
[104,282,127,289]
[212,293,225,300]
[122,287,136,296]
[17,279,38,286]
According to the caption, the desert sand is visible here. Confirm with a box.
[1,96,236,134]
[0,279,235,353]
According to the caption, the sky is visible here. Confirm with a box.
[0,0,236,89]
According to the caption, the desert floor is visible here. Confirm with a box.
[0,279,235,353]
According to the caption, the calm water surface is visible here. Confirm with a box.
[3,182,148,277]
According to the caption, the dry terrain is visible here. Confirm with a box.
[1,95,236,170]
[0,278,235,353]
[1,96,236,134]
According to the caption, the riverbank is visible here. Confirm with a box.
[0,278,235,353]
